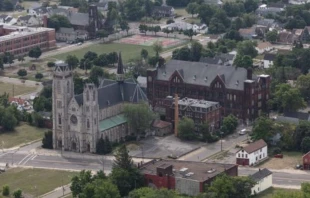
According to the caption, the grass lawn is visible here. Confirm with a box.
[174,8,187,16]
[259,151,303,170]
[0,168,78,197]
[49,43,156,63]
[0,123,46,149]
[256,187,300,198]
[0,82,36,97]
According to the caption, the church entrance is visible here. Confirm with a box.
[71,142,77,151]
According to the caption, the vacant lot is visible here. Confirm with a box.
[257,187,300,198]
[50,43,156,63]
[259,152,303,169]
[0,123,46,149]
[0,82,36,97]
[0,168,77,197]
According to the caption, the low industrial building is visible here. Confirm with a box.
[140,159,238,196]
[236,139,268,166]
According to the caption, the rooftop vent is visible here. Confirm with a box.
[235,80,239,86]
[207,168,216,173]
[179,167,188,173]
[204,77,208,82]
[185,172,194,177]
[193,75,196,80]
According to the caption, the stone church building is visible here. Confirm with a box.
[52,53,147,153]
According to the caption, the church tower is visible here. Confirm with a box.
[52,61,74,151]
[88,4,99,39]
[116,52,124,83]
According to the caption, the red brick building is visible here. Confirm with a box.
[0,24,56,56]
[162,96,221,132]
[147,60,271,124]
[303,151,310,170]
[140,159,238,196]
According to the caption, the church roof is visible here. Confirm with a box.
[99,114,127,132]
[74,78,148,108]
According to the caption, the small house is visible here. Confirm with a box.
[263,53,276,68]
[236,139,268,166]
[256,42,273,54]
[249,168,273,195]
[152,120,172,136]
[152,6,175,18]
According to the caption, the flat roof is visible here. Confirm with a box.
[0,24,54,42]
[140,159,237,182]
[178,98,219,109]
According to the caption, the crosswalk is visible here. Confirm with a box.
[18,153,37,166]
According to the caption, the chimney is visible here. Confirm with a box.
[247,68,252,80]
[42,15,48,27]
[174,94,179,137]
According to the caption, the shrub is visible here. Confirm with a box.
[47,62,55,67]
[166,19,174,24]
[35,73,43,79]
[13,189,22,198]
[17,69,27,77]
[273,147,282,155]
[2,185,10,196]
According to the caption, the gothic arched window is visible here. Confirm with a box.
[93,91,95,101]
[67,81,70,93]
[87,119,90,129]
[86,90,89,101]
[58,114,62,125]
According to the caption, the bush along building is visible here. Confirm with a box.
[52,53,147,153]
[147,60,271,125]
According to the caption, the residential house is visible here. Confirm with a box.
[164,22,192,31]
[263,53,276,68]
[17,15,40,27]
[192,23,208,34]
[236,139,268,166]
[303,151,310,170]
[239,27,256,39]
[140,159,238,196]
[0,15,17,25]
[151,120,172,136]
[256,42,273,54]
[94,0,118,11]
[249,168,273,195]
[56,27,88,42]
[256,18,277,29]
[199,53,236,66]
[255,26,268,38]
[256,3,285,17]
[152,6,175,18]
[9,97,32,111]
[28,6,51,17]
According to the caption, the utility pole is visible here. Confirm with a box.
[12,84,15,97]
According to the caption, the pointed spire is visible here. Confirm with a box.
[117,52,124,75]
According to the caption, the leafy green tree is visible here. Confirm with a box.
[94,54,109,67]
[113,145,133,170]
[274,83,307,112]
[251,116,274,143]
[178,117,196,140]
[84,51,98,61]
[119,19,130,35]
[47,62,55,67]
[18,56,25,63]
[123,0,145,21]
[42,131,53,149]
[3,52,14,66]
[70,170,93,197]
[129,187,181,198]
[302,137,310,153]
[183,29,196,41]
[237,40,258,58]
[107,52,118,66]
[140,49,149,60]
[89,66,105,86]
[123,103,155,137]
[186,2,199,17]
[172,47,191,61]
[17,69,27,78]
[104,136,112,154]
[153,26,161,36]
[152,41,163,57]
[28,47,42,60]
[2,185,9,196]
[244,0,258,13]
[13,189,22,198]
[66,55,79,69]
[96,30,109,41]
[144,0,154,17]
[148,56,159,67]
[296,73,310,101]
[221,114,238,135]
[80,180,121,198]
[162,28,172,37]
[35,73,43,80]
[139,24,148,35]
[47,15,72,31]
[31,112,45,128]
[234,55,253,68]
[3,0,14,11]
[266,30,278,43]
[166,0,190,7]
[190,41,203,61]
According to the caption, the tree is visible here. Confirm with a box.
[96,30,109,41]
[84,51,98,61]
[35,73,43,80]
[266,30,278,43]
[274,83,307,112]
[66,55,79,69]
[2,185,9,196]
[302,137,310,153]
[172,47,191,61]
[119,20,130,35]
[96,137,105,154]
[190,41,203,61]
[28,47,42,60]
[186,3,199,18]
[13,189,22,198]
[104,136,112,154]
[47,15,72,31]
[123,103,154,137]
[113,145,133,170]
[139,24,148,35]
[251,116,274,143]
[81,180,121,198]
[162,28,171,37]
[152,41,163,57]
[89,66,105,86]
[0,58,3,70]
[178,117,196,140]
[221,114,238,135]
[234,55,253,68]
[244,0,258,13]
[107,52,118,66]
[183,29,196,41]
[18,56,25,63]
[144,0,154,17]
[94,54,109,67]
[3,52,14,66]
[17,69,27,78]
[70,170,93,197]
[296,73,310,101]
[140,49,149,60]
[166,0,190,7]
[42,131,53,149]
[237,40,258,58]
[3,0,14,11]
[129,187,181,198]
[153,26,161,35]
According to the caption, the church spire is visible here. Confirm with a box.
[117,52,124,83]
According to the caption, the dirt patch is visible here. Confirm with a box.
[258,152,303,169]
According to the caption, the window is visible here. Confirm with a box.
[238,153,240,157]
[87,119,90,129]
[57,101,62,108]
[94,119,96,125]
[242,154,244,158]
[245,154,248,158]
[57,81,61,94]
[86,90,89,101]
[58,114,62,125]
[67,82,70,93]
[148,76,152,82]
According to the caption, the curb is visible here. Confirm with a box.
[177,146,201,159]
[1,139,42,152]
[38,184,71,198]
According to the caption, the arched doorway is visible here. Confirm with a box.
[72,142,77,151]
[86,144,90,152]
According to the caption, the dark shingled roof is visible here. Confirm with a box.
[263,53,276,61]
[75,79,148,108]
[153,6,173,13]
[243,139,267,154]
[156,60,249,91]
[249,168,272,182]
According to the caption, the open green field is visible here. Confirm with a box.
[0,123,46,149]
[50,43,156,63]
[0,82,36,97]
[0,168,77,197]
[256,187,300,198]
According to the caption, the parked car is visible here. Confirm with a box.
[238,129,249,135]
[77,42,83,46]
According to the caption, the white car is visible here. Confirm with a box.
[238,129,249,135]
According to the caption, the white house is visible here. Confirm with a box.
[0,15,17,25]
[164,22,208,33]
[17,15,40,27]
[236,139,268,166]
[256,42,273,54]
[56,27,88,42]
[263,53,276,68]
[249,168,273,195]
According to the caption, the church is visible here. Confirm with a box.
[52,53,147,153]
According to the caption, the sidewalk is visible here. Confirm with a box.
[39,185,71,198]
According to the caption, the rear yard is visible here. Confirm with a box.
[258,152,303,170]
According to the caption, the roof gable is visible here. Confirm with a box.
[243,139,267,154]
[249,168,272,182]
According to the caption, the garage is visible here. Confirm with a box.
[236,158,249,166]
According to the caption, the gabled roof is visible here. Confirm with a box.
[152,120,172,129]
[18,15,33,22]
[153,6,173,13]
[242,139,267,154]
[263,53,276,61]
[57,27,75,34]
[67,13,89,26]
[249,168,272,182]
[199,57,221,65]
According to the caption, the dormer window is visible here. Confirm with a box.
[193,75,196,80]
[204,77,208,82]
